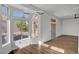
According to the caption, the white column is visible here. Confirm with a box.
[37,14,42,44]
[8,7,15,50]
[28,15,32,44]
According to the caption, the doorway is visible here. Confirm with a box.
[51,17,56,39]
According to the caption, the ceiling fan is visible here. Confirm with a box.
[74,7,79,19]
[74,14,79,19]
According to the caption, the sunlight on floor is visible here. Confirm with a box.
[42,43,50,47]
[50,46,64,53]
[41,43,64,53]
[38,41,42,49]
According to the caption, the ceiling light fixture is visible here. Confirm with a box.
[74,14,79,19]
[74,7,79,19]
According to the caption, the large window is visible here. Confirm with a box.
[0,5,39,46]
[12,9,31,41]
[1,6,8,45]
[1,6,8,16]
[13,19,29,41]
[2,16,8,44]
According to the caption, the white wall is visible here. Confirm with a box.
[56,18,62,37]
[40,13,51,42]
[62,19,79,53]
[62,19,79,36]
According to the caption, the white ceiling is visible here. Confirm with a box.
[33,4,79,19]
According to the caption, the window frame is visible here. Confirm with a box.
[12,17,30,41]
[0,5,10,47]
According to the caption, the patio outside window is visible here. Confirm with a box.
[13,20,29,41]
[13,9,30,41]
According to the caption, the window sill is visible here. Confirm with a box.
[2,42,10,47]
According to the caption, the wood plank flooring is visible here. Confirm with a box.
[9,35,78,54]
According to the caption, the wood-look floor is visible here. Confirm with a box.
[9,35,78,54]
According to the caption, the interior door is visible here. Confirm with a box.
[51,19,56,39]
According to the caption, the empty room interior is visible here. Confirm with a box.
[0,4,79,54]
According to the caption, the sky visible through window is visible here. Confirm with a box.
[2,6,8,15]
[13,9,24,17]
[2,6,31,19]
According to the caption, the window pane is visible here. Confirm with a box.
[2,6,8,16]
[13,19,29,41]
[2,15,8,44]
[24,13,31,19]
[1,6,8,45]
[13,9,24,17]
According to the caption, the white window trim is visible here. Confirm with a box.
[2,5,11,47]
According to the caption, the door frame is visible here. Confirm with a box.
[51,18,56,39]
